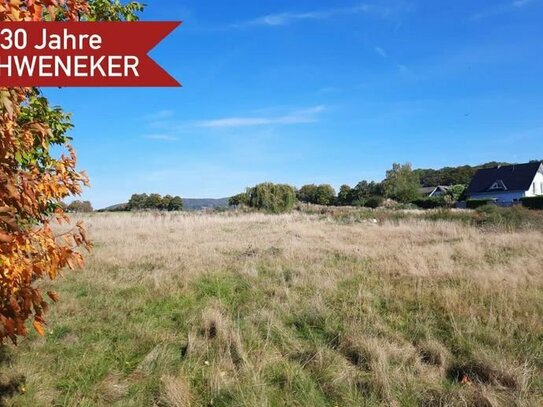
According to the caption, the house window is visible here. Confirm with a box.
[540,182,543,195]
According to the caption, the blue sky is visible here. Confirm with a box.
[45,0,543,208]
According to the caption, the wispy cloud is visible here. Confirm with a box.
[513,0,533,7]
[144,110,174,121]
[232,4,405,28]
[470,0,536,20]
[143,134,178,141]
[374,46,388,58]
[195,106,326,129]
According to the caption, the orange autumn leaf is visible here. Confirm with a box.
[0,0,91,344]
[32,320,45,336]
[47,291,60,302]
[1,0,143,345]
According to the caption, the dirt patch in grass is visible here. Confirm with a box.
[447,360,519,390]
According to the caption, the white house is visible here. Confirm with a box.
[467,162,543,205]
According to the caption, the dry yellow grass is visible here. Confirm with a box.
[2,211,542,406]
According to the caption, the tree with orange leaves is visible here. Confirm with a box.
[0,0,143,343]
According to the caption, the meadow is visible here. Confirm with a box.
[1,209,542,406]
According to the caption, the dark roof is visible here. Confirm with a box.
[435,185,451,192]
[468,162,542,193]
[419,186,436,195]
[419,185,452,196]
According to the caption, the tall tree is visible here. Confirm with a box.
[297,184,336,205]
[382,163,421,203]
[297,184,319,203]
[0,0,143,344]
[145,193,163,209]
[314,184,336,205]
[127,193,148,210]
[168,196,184,211]
[336,185,352,206]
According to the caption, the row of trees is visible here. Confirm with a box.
[229,163,469,213]
[414,159,542,187]
[127,193,183,211]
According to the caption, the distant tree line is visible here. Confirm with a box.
[295,164,422,207]
[127,193,183,211]
[64,200,94,213]
[414,160,542,187]
[229,161,481,213]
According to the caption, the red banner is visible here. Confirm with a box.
[0,22,181,87]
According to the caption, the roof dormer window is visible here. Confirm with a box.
[488,180,507,191]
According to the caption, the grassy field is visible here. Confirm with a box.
[1,210,543,406]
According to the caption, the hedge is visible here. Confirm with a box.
[364,196,384,209]
[521,196,543,210]
[413,197,445,209]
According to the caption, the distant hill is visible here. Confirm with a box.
[99,198,229,212]
[182,198,229,211]
[98,203,129,212]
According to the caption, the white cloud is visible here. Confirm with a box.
[196,106,326,129]
[232,4,400,28]
[374,46,388,58]
[143,134,178,141]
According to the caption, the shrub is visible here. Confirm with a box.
[229,193,248,207]
[364,196,384,209]
[474,205,537,229]
[521,196,543,210]
[67,200,94,213]
[413,197,445,209]
[466,199,494,209]
[351,199,366,207]
[247,183,296,213]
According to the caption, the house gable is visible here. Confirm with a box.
[488,180,507,191]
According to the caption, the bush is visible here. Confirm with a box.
[466,199,494,209]
[521,196,543,210]
[364,196,384,208]
[247,183,296,213]
[67,200,94,213]
[229,193,248,207]
[474,205,539,229]
[413,197,445,209]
